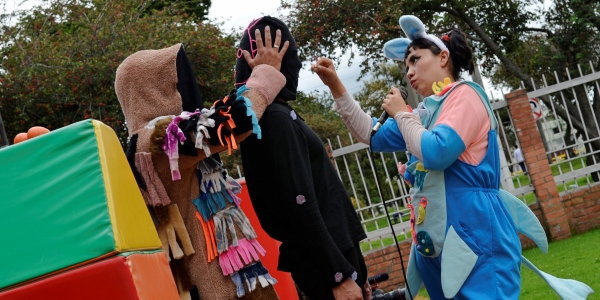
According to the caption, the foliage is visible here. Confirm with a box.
[292,90,349,145]
[282,0,404,76]
[353,62,405,115]
[489,0,600,88]
[0,0,236,144]
[285,0,600,181]
[142,0,212,22]
[282,0,537,77]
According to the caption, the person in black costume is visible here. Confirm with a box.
[236,16,370,300]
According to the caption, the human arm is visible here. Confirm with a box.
[311,57,371,144]
[333,278,364,300]
[312,58,407,152]
[394,84,490,170]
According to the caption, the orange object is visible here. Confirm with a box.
[237,179,299,300]
[127,252,179,300]
[0,251,178,300]
[27,126,50,139]
[195,212,217,262]
[13,133,28,144]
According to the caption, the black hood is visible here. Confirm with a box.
[234,16,301,101]
[176,46,203,156]
[176,45,203,111]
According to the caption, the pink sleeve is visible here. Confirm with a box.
[433,84,490,165]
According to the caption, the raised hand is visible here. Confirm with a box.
[243,26,290,71]
[382,87,410,117]
[311,57,347,99]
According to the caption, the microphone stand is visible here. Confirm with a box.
[366,87,412,299]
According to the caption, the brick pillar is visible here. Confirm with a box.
[505,89,571,241]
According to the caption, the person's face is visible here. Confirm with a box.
[405,47,450,97]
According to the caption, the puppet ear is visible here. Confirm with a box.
[383,38,411,61]
[400,15,427,40]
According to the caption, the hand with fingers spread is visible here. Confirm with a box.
[311,57,347,99]
[243,26,290,71]
[382,87,410,117]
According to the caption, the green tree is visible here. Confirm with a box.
[282,0,538,77]
[0,0,236,144]
[142,0,212,22]
[284,0,600,177]
[353,62,405,115]
[488,0,600,171]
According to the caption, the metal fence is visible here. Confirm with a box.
[329,100,534,253]
[327,135,412,253]
[233,62,600,254]
[329,64,600,253]
[523,62,600,193]
[491,94,537,205]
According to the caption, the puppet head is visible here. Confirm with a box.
[115,44,203,152]
[115,44,202,155]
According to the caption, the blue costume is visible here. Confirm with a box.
[370,79,593,299]
[373,15,594,299]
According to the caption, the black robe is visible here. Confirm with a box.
[241,101,366,288]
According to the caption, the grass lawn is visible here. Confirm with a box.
[360,234,410,252]
[509,157,594,205]
[520,228,600,299]
[361,210,411,252]
[551,158,586,175]
[414,228,600,299]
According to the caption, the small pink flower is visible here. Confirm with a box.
[296,195,306,205]
[334,272,343,282]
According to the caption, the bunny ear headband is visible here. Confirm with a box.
[383,15,449,61]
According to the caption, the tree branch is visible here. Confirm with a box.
[466,34,482,42]
[520,27,554,36]
[443,7,536,90]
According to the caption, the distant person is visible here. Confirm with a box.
[514,145,526,173]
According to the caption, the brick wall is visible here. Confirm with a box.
[363,241,411,292]
[561,183,600,234]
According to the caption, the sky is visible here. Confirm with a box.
[208,0,371,97]
[207,0,508,100]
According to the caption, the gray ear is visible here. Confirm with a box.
[400,15,427,40]
[383,38,411,61]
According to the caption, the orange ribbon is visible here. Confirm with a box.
[196,211,218,262]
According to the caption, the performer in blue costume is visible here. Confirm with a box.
[312,15,593,300]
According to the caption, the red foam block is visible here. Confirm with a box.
[0,252,178,300]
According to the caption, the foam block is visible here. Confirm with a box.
[0,120,161,289]
[0,251,178,300]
